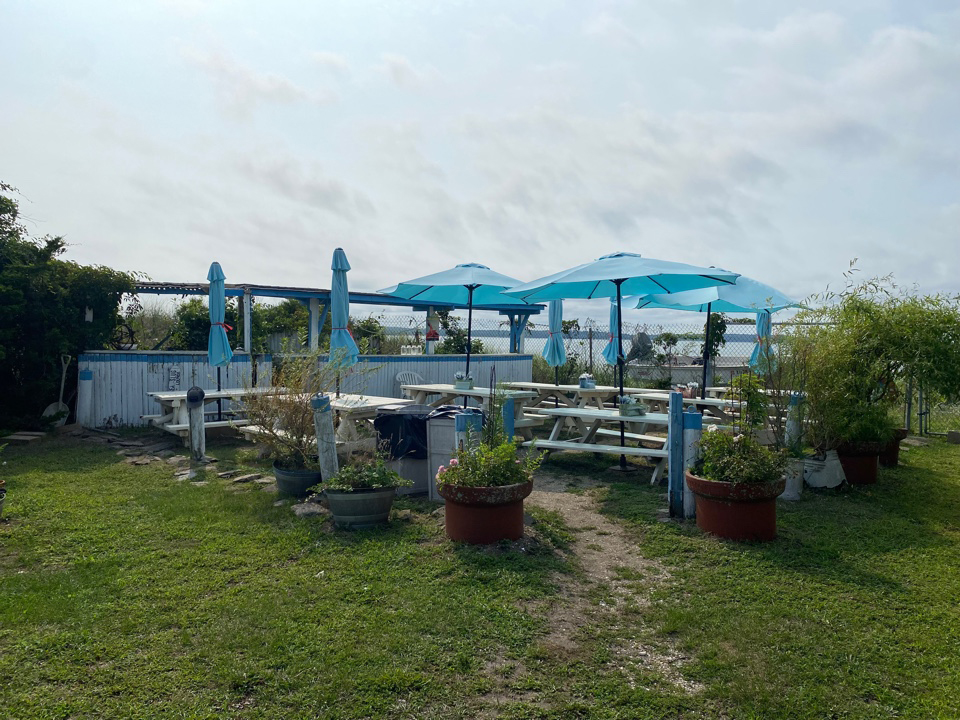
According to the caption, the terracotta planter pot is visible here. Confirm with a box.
[836,442,883,485]
[437,479,533,544]
[685,471,786,542]
[879,428,909,468]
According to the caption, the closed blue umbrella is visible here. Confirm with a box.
[542,299,566,389]
[601,301,620,367]
[749,311,774,369]
[505,252,738,469]
[626,272,797,396]
[330,248,360,380]
[380,263,525,378]
[207,261,233,420]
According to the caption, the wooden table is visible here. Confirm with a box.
[145,387,279,441]
[523,406,670,483]
[626,391,738,423]
[329,394,413,441]
[502,381,625,410]
[401,383,540,439]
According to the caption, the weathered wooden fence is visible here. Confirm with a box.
[76,351,532,427]
[77,351,272,428]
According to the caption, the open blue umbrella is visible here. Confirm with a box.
[207,261,233,421]
[542,299,566,388]
[749,311,774,369]
[380,263,525,379]
[505,252,738,469]
[330,249,360,395]
[601,301,620,367]
[627,273,797,397]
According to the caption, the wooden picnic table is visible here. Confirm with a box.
[502,381,625,410]
[328,394,414,441]
[401,383,540,439]
[145,386,278,441]
[523,406,670,483]
[626,391,738,422]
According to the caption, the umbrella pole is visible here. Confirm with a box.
[554,367,559,407]
[616,281,627,470]
[701,302,712,400]
[464,286,475,408]
[217,366,222,421]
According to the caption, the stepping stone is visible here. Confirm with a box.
[292,502,328,518]
[2,433,44,446]
[230,473,263,484]
[190,481,209,487]
[166,456,190,466]
[254,477,275,485]
[218,470,241,478]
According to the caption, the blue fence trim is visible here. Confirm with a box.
[79,352,264,364]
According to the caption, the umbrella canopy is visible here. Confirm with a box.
[749,311,774,369]
[601,301,620,366]
[503,252,739,303]
[627,274,796,314]
[207,261,233,369]
[504,252,738,468]
[380,263,525,377]
[626,273,796,397]
[330,248,360,370]
[542,300,566,368]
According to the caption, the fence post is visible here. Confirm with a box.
[312,393,339,482]
[186,386,206,462]
[682,408,702,519]
[667,391,684,517]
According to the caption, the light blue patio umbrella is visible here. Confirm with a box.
[627,273,797,397]
[748,311,774,369]
[207,261,233,420]
[330,248,360,395]
[380,263,525,378]
[505,252,739,469]
[542,299,566,388]
[601,301,620,367]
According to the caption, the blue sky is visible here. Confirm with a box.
[2,0,958,324]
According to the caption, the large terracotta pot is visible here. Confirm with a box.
[437,479,533,544]
[879,429,909,468]
[836,442,883,485]
[685,471,786,542]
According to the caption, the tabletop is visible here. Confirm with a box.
[401,383,538,400]
[537,406,670,425]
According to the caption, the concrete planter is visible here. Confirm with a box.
[437,479,533,544]
[804,451,845,488]
[686,471,786,542]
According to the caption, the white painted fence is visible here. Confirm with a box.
[77,351,271,428]
[77,351,532,428]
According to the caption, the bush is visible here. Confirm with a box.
[694,428,786,485]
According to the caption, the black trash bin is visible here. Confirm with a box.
[374,407,432,494]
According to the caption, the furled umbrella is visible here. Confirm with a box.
[627,273,797,398]
[542,299,567,393]
[207,261,233,420]
[380,263,526,380]
[505,252,739,470]
[330,248,360,397]
[601,300,621,374]
[748,310,775,370]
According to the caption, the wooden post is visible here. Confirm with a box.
[667,391,684,517]
[312,393,339,482]
[455,410,482,452]
[308,298,320,351]
[242,289,252,353]
[186,386,206,462]
[681,408,702,519]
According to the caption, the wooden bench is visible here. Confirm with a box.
[593,428,667,446]
[522,438,668,484]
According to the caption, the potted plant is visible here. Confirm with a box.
[316,452,412,529]
[686,426,787,541]
[242,352,338,497]
[579,372,596,389]
[434,392,543,544]
[617,395,648,417]
[454,371,474,391]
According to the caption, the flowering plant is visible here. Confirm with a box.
[579,373,594,380]
[454,371,473,381]
[693,426,786,485]
[319,453,412,492]
[436,439,542,489]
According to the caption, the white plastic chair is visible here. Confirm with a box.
[396,371,425,398]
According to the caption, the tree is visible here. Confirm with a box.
[0,182,134,428]
[434,310,485,355]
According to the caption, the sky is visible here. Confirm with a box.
[2,0,959,325]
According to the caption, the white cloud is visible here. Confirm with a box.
[311,51,350,75]
[711,11,844,49]
[378,53,438,89]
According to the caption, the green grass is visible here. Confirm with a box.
[2,434,959,718]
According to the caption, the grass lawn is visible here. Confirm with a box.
[2,433,958,718]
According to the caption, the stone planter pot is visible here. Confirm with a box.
[879,428,909,468]
[273,461,323,498]
[837,442,884,485]
[685,471,786,541]
[779,458,804,501]
[437,479,533,544]
[454,380,474,391]
[324,487,398,529]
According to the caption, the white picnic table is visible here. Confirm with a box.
[401,383,540,439]
[145,386,278,441]
[626,391,739,422]
[502,381,625,410]
[522,406,670,483]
